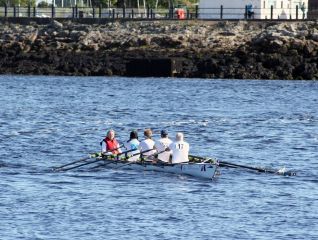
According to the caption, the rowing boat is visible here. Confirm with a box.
[95,156,219,180]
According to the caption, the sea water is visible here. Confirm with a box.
[0,76,317,240]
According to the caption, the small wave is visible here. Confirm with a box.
[41,180,78,185]
[292,147,307,151]
[1,162,28,169]
[0,161,7,167]
[260,138,280,144]
[241,134,264,140]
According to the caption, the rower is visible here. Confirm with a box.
[124,130,140,161]
[168,132,189,164]
[138,128,156,157]
[154,130,172,163]
[101,129,122,155]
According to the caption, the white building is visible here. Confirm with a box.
[36,0,90,7]
[199,0,308,19]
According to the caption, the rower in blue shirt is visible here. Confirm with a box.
[124,130,140,161]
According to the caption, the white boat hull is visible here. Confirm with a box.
[97,158,218,180]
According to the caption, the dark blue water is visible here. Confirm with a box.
[0,76,317,240]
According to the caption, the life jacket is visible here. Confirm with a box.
[104,137,120,154]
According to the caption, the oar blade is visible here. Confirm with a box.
[276,168,297,176]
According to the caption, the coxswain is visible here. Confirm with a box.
[124,130,140,161]
[101,129,122,155]
[138,128,156,157]
[168,132,189,164]
[154,130,172,163]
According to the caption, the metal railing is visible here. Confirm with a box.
[0,5,310,20]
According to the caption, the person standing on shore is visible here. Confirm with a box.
[138,129,156,157]
[247,3,254,19]
[154,130,172,163]
[124,130,140,161]
[101,129,122,155]
[169,132,189,164]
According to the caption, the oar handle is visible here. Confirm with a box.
[126,148,154,159]
[99,148,134,160]
[112,148,157,170]
[116,148,137,156]
[100,148,155,161]
[141,149,167,161]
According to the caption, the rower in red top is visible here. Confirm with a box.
[101,129,122,155]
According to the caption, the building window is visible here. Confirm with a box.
[264,1,266,8]
[281,1,283,8]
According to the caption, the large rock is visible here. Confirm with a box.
[50,20,63,29]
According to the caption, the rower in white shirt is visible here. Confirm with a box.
[138,128,156,157]
[169,132,189,164]
[154,130,172,163]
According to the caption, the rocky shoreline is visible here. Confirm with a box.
[0,19,317,79]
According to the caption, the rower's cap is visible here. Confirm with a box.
[161,130,168,136]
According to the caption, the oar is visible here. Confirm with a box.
[56,148,160,172]
[95,148,168,170]
[53,144,130,172]
[113,148,156,170]
[116,148,139,158]
[59,158,106,172]
[218,161,296,176]
[58,148,133,172]
[53,141,124,171]
[88,148,149,170]
[132,149,168,163]
[52,152,101,171]
[189,155,296,176]
[89,150,136,169]
[189,155,216,164]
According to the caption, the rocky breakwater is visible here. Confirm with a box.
[0,19,317,79]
